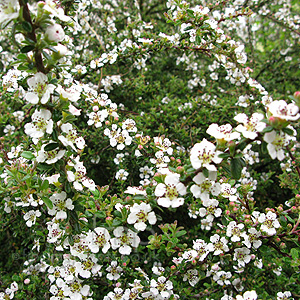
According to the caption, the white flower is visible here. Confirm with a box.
[25,72,55,104]
[208,234,229,255]
[190,139,223,171]
[110,226,140,255]
[267,100,299,121]
[233,247,251,267]
[193,239,209,261]
[75,254,101,278]
[154,137,173,155]
[199,198,222,222]
[236,290,257,300]
[213,270,232,286]
[58,123,85,151]
[190,171,221,200]
[24,210,41,227]
[115,169,129,181]
[277,291,293,300]
[206,123,240,143]
[122,119,137,133]
[263,130,289,161]
[24,109,53,139]
[150,276,173,298]
[48,191,74,219]
[47,222,64,243]
[155,173,186,208]
[127,203,157,231]
[36,143,65,164]
[106,261,123,281]
[183,269,199,287]
[226,221,244,242]
[67,157,96,191]
[150,150,170,168]
[45,23,65,42]
[234,113,266,139]
[242,228,262,249]
[258,211,280,235]
[88,227,111,253]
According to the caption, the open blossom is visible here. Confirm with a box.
[67,157,96,191]
[25,72,55,104]
[190,139,223,171]
[263,130,290,161]
[226,221,244,242]
[267,100,300,121]
[87,227,111,253]
[234,113,266,139]
[206,123,240,143]
[190,171,221,201]
[48,191,74,219]
[24,109,53,139]
[242,228,262,249]
[233,247,251,267]
[75,254,101,278]
[106,261,123,281]
[58,123,85,151]
[199,198,222,222]
[258,211,280,235]
[154,137,173,155]
[155,173,186,208]
[110,226,140,255]
[183,269,199,287]
[208,234,229,255]
[150,276,173,299]
[24,210,41,227]
[127,203,157,231]
[236,290,257,300]
[276,291,292,300]
[36,143,65,164]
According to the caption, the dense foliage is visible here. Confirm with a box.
[0,0,300,299]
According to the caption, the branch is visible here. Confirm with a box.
[18,0,46,73]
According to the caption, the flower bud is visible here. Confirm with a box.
[45,24,65,42]
[24,278,30,285]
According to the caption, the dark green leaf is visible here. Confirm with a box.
[21,45,35,53]
[231,158,242,180]
[44,143,59,151]
[218,153,230,159]
[22,21,32,32]
[282,127,294,136]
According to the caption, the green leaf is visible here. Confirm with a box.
[282,127,294,136]
[22,21,32,32]
[41,179,49,190]
[21,45,35,53]
[202,167,209,178]
[218,153,230,159]
[231,158,242,180]
[21,151,35,160]
[91,188,100,198]
[175,230,187,238]
[95,211,106,219]
[42,196,53,209]
[262,126,274,133]
[17,53,28,60]
[291,248,298,260]
[44,143,59,151]
[112,219,123,227]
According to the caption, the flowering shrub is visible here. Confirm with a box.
[0,0,300,299]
